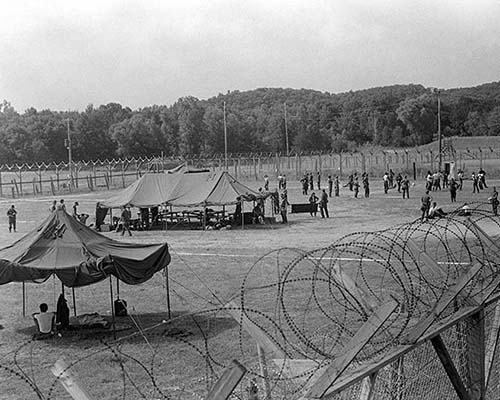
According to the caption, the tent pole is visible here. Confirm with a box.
[164,204,168,231]
[22,282,26,317]
[203,207,206,231]
[72,287,77,316]
[165,268,171,319]
[241,199,244,230]
[116,278,120,298]
[109,276,116,340]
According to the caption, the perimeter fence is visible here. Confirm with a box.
[1,146,500,198]
[1,202,500,399]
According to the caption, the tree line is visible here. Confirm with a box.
[1,81,500,164]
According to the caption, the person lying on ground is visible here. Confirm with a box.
[428,202,447,219]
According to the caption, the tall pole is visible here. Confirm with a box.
[284,103,289,157]
[223,101,228,171]
[437,90,442,172]
[66,118,73,188]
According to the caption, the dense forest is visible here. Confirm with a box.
[1,81,500,164]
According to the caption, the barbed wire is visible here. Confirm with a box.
[1,201,500,399]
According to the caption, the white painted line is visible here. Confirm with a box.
[173,252,469,265]
[174,252,258,258]
[307,256,470,265]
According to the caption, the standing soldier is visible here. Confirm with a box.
[472,172,480,194]
[425,171,433,191]
[442,170,449,188]
[121,205,132,236]
[7,204,17,233]
[348,174,354,191]
[402,176,410,199]
[301,174,309,195]
[457,170,464,190]
[420,191,432,222]
[362,173,370,198]
[49,200,57,213]
[489,187,499,216]
[353,177,360,198]
[479,168,488,189]
[334,176,340,197]
[316,171,321,190]
[72,201,80,219]
[263,175,269,191]
[449,178,458,203]
[301,174,308,195]
[389,169,395,189]
[319,189,329,218]
[383,172,389,194]
[327,175,333,197]
[280,193,289,224]
[309,173,314,191]
[396,173,403,193]
[308,192,319,217]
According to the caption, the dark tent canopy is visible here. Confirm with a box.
[0,210,170,287]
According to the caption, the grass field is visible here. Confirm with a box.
[0,176,498,399]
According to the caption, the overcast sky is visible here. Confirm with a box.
[1,0,499,112]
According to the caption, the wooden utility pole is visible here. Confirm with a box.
[66,118,73,188]
[223,101,228,171]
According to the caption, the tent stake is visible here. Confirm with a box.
[72,287,77,316]
[109,276,116,340]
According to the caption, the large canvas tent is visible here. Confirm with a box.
[100,173,182,209]
[100,170,266,209]
[0,210,171,287]
[166,171,264,207]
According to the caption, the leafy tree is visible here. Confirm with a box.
[110,114,164,157]
[396,96,435,145]
[73,103,131,160]
[464,111,489,136]
[174,97,205,156]
[487,107,500,136]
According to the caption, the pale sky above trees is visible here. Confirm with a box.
[1,0,500,112]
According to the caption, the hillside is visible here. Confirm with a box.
[1,81,500,164]
[417,136,500,152]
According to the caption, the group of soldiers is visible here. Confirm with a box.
[383,170,411,198]
[6,199,88,234]
[300,172,341,198]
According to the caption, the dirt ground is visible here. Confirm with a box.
[0,176,496,399]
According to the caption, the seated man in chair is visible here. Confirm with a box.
[33,303,56,339]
